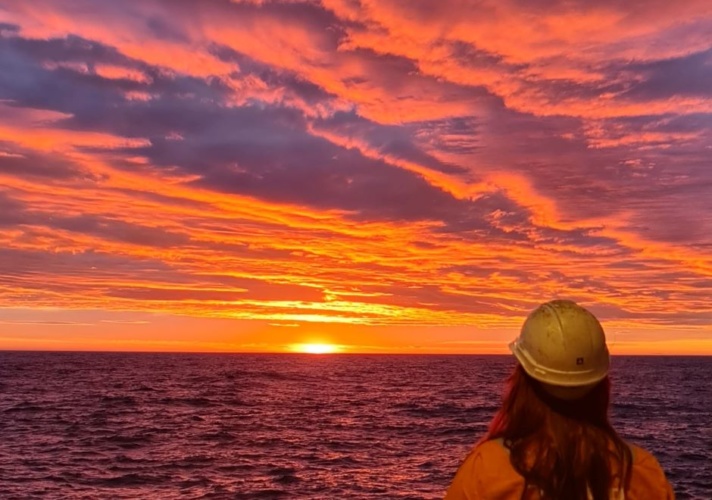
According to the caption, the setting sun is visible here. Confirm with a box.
[291,343,341,354]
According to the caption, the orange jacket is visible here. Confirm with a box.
[445,440,675,499]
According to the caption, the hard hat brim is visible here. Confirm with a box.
[509,339,609,387]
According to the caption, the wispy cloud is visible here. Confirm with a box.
[0,0,710,351]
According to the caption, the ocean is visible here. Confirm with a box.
[0,353,709,499]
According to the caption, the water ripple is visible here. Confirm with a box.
[0,353,709,499]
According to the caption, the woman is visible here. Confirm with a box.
[445,300,674,499]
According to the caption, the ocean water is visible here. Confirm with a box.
[0,353,709,499]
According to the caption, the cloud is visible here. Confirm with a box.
[0,1,710,342]
[0,31,493,226]
[618,48,712,101]
[0,141,100,181]
[0,191,28,226]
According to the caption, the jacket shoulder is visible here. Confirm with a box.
[627,443,675,499]
[474,438,510,456]
[629,443,662,466]
[444,439,522,500]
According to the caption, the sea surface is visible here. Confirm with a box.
[0,353,710,499]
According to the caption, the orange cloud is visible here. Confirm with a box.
[0,1,710,353]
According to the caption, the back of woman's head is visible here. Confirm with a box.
[490,300,633,499]
[487,366,631,499]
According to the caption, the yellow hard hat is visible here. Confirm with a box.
[509,300,610,391]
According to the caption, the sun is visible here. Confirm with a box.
[290,343,340,354]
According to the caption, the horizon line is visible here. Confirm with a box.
[1,349,710,357]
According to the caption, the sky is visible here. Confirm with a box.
[0,0,711,354]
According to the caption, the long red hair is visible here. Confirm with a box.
[485,365,632,500]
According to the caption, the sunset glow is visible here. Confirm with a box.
[0,1,711,354]
[291,343,341,355]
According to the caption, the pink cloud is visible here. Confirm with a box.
[0,0,711,351]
